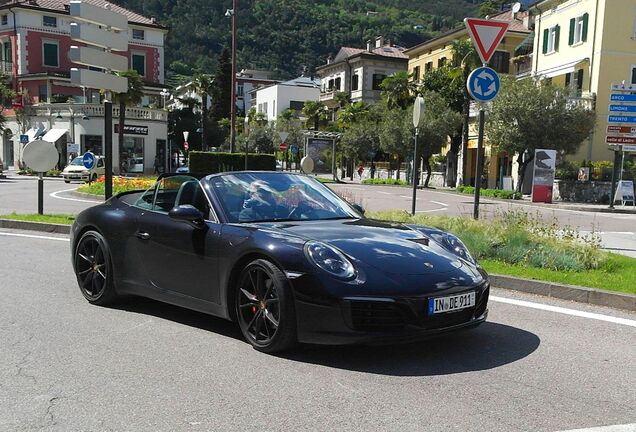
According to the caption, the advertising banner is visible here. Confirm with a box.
[306,138,333,174]
[531,149,557,203]
[615,180,635,206]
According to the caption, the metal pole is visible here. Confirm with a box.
[332,138,337,182]
[411,127,419,216]
[473,107,485,220]
[244,138,248,170]
[104,100,113,200]
[620,146,625,182]
[38,172,43,215]
[609,147,621,209]
[229,0,237,153]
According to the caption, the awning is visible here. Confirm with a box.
[25,127,39,141]
[535,58,589,78]
[514,32,534,56]
[41,128,68,143]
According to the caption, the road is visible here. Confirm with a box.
[0,230,635,432]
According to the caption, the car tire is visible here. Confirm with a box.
[73,230,118,305]
[236,259,297,353]
[64,180,70,183]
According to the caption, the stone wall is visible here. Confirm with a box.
[553,180,614,203]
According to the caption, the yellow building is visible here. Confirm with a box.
[405,10,532,188]
[531,0,636,162]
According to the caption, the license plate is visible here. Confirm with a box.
[428,292,475,315]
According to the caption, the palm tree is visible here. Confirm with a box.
[113,70,144,174]
[336,101,369,130]
[302,100,327,130]
[380,71,417,110]
[189,73,214,150]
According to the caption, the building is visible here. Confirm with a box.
[404,9,532,188]
[530,0,636,162]
[0,0,169,174]
[316,36,408,107]
[254,75,320,121]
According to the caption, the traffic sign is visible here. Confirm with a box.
[610,94,636,102]
[69,0,127,30]
[606,136,636,145]
[23,140,59,172]
[607,125,636,135]
[611,83,636,92]
[70,68,128,94]
[464,18,509,64]
[623,145,636,152]
[279,143,288,151]
[69,22,128,51]
[413,96,425,128]
[290,144,299,155]
[20,134,29,144]
[467,67,500,102]
[609,104,636,113]
[608,115,636,124]
[183,142,189,151]
[82,151,96,169]
[69,46,127,72]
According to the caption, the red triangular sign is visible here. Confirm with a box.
[464,18,509,64]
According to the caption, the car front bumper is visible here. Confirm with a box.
[63,174,90,181]
[293,282,490,345]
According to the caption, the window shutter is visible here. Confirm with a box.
[554,25,560,51]
[582,13,589,41]
[569,18,575,45]
[543,29,549,53]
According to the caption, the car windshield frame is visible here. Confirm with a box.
[205,172,361,224]
[69,157,84,166]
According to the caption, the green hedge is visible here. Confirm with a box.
[457,185,522,200]
[188,151,275,174]
[362,178,408,186]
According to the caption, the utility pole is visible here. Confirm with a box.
[229,0,237,153]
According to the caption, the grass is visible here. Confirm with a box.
[456,185,522,200]
[0,212,75,225]
[77,176,155,196]
[362,178,409,186]
[367,209,636,294]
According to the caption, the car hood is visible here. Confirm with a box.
[63,166,89,173]
[263,218,467,275]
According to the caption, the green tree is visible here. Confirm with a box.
[380,71,416,110]
[302,100,327,130]
[0,74,16,132]
[209,48,232,147]
[336,101,370,130]
[478,1,506,17]
[340,117,380,165]
[188,73,213,150]
[378,101,411,180]
[113,70,144,173]
[487,77,596,192]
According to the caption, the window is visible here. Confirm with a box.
[121,137,144,173]
[569,14,589,45]
[491,51,510,74]
[131,53,145,76]
[565,69,584,95]
[328,79,334,90]
[272,100,276,116]
[263,102,268,115]
[289,100,304,110]
[237,84,244,97]
[412,66,420,81]
[42,16,57,27]
[372,74,386,90]
[425,61,433,73]
[38,84,48,102]
[543,25,560,54]
[437,57,446,68]
[351,74,359,91]
[132,29,145,40]
[1,15,7,26]
[43,41,58,67]
[334,77,341,91]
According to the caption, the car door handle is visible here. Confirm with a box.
[136,231,151,240]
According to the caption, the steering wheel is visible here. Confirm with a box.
[288,203,315,220]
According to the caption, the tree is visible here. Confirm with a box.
[336,101,370,130]
[302,100,327,130]
[188,73,213,150]
[380,71,416,110]
[209,48,232,147]
[487,77,596,192]
[113,70,144,173]
[0,74,16,132]
[340,118,380,165]
[378,102,411,180]
[478,1,506,17]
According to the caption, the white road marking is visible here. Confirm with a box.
[415,208,448,213]
[491,295,636,328]
[430,200,448,207]
[555,424,636,432]
[378,191,392,195]
[0,231,70,242]
[50,188,102,203]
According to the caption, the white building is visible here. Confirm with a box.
[254,76,320,121]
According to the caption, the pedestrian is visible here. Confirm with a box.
[370,162,376,179]
[357,164,364,179]
[153,156,160,174]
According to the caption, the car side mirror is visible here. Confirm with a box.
[351,203,365,215]
[169,204,205,228]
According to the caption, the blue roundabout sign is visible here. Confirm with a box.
[82,151,96,170]
[467,66,500,102]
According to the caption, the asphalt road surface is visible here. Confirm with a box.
[0,229,634,432]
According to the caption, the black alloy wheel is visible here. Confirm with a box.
[236,259,297,353]
[74,230,117,305]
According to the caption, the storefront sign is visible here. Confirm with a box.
[114,124,148,135]
[531,149,557,203]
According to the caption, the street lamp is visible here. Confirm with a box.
[226,2,238,153]
[244,116,250,170]
[160,89,170,109]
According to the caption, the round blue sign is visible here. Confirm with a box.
[82,151,95,169]
[290,144,299,155]
[467,67,500,102]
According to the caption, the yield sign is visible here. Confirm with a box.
[464,18,509,64]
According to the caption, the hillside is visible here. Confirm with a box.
[117,0,487,81]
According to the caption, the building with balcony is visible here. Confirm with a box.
[253,75,320,122]
[316,36,408,107]
[0,0,169,173]
[530,0,636,162]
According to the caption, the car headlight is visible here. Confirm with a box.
[430,232,475,264]
[81,170,90,174]
[304,241,356,279]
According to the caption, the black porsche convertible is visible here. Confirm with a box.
[71,171,489,352]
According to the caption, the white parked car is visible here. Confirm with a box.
[62,156,105,183]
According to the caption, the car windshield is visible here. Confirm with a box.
[70,157,84,166]
[208,172,360,223]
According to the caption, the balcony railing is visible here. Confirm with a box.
[320,90,336,101]
[29,103,168,122]
[567,92,595,110]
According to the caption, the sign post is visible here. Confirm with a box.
[411,96,425,215]
[70,0,129,200]
[22,140,59,215]
[464,18,508,219]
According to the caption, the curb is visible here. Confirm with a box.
[0,219,71,235]
[489,274,636,313]
[0,222,633,313]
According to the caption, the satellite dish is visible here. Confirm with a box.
[300,156,314,174]
[512,2,522,14]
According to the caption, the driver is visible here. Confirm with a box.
[239,181,283,222]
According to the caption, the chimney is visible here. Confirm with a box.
[375,36,384,49]
[327,54,333,65]
[366,40,373,52]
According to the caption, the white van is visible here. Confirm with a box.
[62,156,105,183]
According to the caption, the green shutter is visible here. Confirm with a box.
[582,13,589,42]
[554,25,560,51]
[569,18,575,45]
[543,29,549,53]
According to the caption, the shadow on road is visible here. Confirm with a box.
[281,322,540,376]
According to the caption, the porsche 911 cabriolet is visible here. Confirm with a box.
[71,172,489,352]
